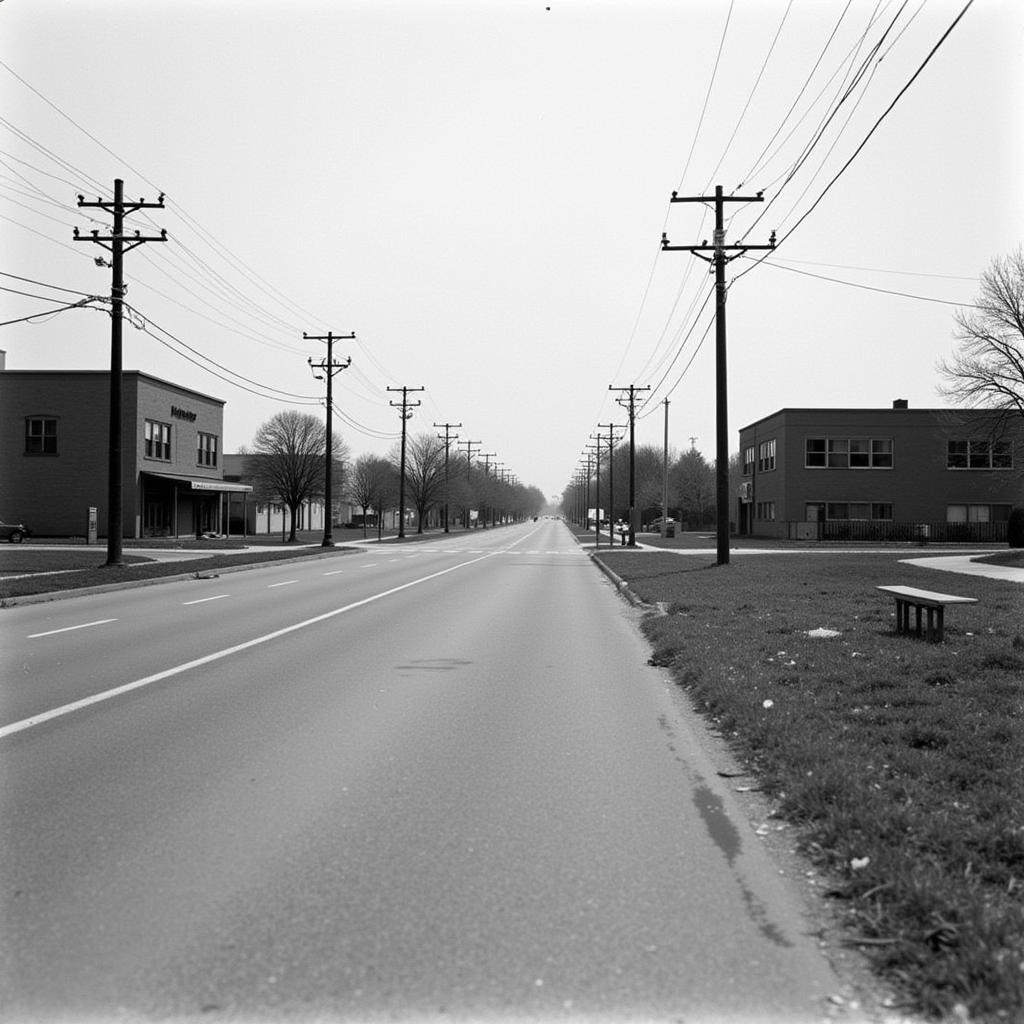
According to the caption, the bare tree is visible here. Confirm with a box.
[390,433,446,534]
[348,454,397,539]
[939,248,1024,420]
[248,411,326,542]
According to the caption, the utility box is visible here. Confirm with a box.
[86,507,98,545]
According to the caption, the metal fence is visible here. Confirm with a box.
[813,520,1008,543]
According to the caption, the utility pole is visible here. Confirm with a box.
[480,452,496,529]
[586,440,601,547]
[75,179,166,566]
[597,422,619,544]
[458,439,481,528]
[662,184,775,565]
[662,399,670,538]
[387,386,424,538]
[306,330,354,547]
[608,385,650,547]
[434,421,461,533]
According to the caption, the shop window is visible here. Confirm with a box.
[25,416,58,455]
[145,419,171,461]
[197,432,218,468]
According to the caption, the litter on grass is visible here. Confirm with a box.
[805,627,842,639]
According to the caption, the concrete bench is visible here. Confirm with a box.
[877,585,978,643]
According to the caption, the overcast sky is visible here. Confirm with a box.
[3,0,1022,503]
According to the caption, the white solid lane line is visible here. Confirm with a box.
[28,619,117,639]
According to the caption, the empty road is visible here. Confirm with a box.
[1,520,866,1022]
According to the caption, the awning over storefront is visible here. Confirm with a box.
[142,471,252,494]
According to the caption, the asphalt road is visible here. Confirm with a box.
[1,520,863,1022]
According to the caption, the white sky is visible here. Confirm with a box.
[3,0,1022,502]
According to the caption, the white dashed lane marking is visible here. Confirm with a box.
[28,619,118,639]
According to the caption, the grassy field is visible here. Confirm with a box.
[595,547,1023,1022]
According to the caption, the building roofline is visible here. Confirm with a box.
[0,368,225,406]
[739,406,997,432]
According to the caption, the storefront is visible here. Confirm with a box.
[140,473,252,538]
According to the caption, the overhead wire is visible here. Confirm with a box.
[701,0,794,191]
[732,0,975,286]
[754,259,980,307]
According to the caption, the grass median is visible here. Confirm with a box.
[0,544,349,601]
[596,548,1023,1023]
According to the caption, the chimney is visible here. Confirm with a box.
[892,398,908,410]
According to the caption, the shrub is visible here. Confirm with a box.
[1009,507,1024,548]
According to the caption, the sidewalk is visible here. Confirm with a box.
[579,535,1024,584]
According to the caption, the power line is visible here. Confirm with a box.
[755,259,979,307]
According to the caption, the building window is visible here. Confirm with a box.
[25,417,58,455]
[197,432,218,468]
[742,446,755,476]
[947,503,1012,523]
[806,437,893,469]
[755,501,776,521]
[757,439,776,472]
[947,439,1013,470]
[145,419,171,461]
[825,502,893,521]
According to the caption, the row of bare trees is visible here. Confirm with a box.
[242,413,545,541]
[560,443,729,530]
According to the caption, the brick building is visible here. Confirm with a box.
[0,362,251,539]
[738,402,1024,541]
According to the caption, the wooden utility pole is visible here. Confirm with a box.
[662,185,775,565]
[434,421,461,533]
[662,398,670,537]
[608,385,650,547]
[75,179,166,566]
[306,330,354,547]
[387,386,424,538]
[596,422,620,545]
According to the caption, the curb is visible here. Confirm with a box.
[571,538,649,608]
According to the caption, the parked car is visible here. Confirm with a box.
[0,519,31,543]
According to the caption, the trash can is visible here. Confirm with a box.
[665,523,675,538]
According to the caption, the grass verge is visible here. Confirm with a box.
[596,549,1023,1023]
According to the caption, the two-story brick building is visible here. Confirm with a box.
[738,402,1024,541]
[0,363,251,539]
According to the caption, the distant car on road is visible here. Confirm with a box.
[0,519,31,543]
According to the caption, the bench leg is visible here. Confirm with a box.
[934,606,944,643]
[915,604,923,637]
